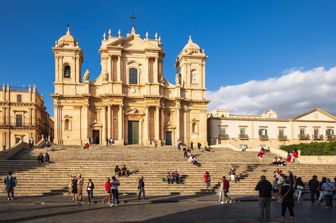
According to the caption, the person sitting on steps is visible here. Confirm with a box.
[37,153,44,164]
[121,165,129,177]
[115,165,121,176]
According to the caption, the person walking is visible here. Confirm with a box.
[308,175,320,203]
[294,177,304,201]
[4,171,16,200]
[203,172,211,192]
[86,179,94,204]
[280,179,295,223]
[70,176,78,202]
[321,178,335,208]
[222,176,232,203]
[255,175,272,221]
[138,176,145,200]
[110,176,120,207]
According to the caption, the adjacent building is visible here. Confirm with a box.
[0,85,54,150]
[52,26,209,146]
[208,108,336,148]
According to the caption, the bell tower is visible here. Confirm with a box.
[53,26,83,95]
[175,36,207,100]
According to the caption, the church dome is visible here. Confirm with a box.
[182,36,200,50]
[56,26,78,46]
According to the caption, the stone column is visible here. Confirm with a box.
[53,105,58,144]
[176,104,181,143]
[154,57,158,83]
[118,105,123,144]
[102,106,106,144]
[107,105,111,139]
[143,106,149,145]
[82,105,89,143]
[155,106,160,140]
[117,56,121,82]
[32,108,36,127]
[161,106,165,142]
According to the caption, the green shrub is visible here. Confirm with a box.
[280,142,336,156]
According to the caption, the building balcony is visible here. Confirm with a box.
[0,123,43,129]
[259,135,269,141]
[239,134,249,140]
[298,134,310,140]
[219,134,229,140]
[313,134,324,141]
[326,135,336,141]
[278,135,288,141]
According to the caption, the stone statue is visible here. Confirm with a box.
[103,72,109,81]
[175,73,181,86]
[83,69,90,82]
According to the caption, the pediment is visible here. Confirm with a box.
[106,34,159,51]
[292,108,336,121]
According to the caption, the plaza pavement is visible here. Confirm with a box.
[0,194,335,223]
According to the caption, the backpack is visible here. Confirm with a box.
[91,182,95,189]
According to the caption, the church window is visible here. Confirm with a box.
[17,94,22,103]
[129,68,138,84]
[16,114,23,127]
[192,122,198,133]
[191,70,198,83]
[64,119,71,130]
[64,65,71,78]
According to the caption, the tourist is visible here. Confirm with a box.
[272,157,278,165]
[70,176,78,202]
[286,152,292,163]
[204,172,211,192]
[321,178,335,208]
[258,149,264,162]
[218,176,226,203]
[277,157,286,166]
[255,175,272,221]
[222,176,232,203]
[77,174,84,201]
[166,172,172,184]
[317,177,327,203]
[279,179,295,223]
[121,165,129,176]
[308,175,320,203]
[83,142,90,150]
[109,137,114,145]
[288,171,294,186]
[37,153,44,164]
[3,171,16,200]
[102,177,111,204]
[190,141,193,150]
[292,150,299,163]
[229,167,237,183]
[272,177,279,199]
[183,148,188,157]
[138,176,145,199]
[45,152,50,163]
[172,171,180,184]
[177,139,182,150]
[86,179,94,204]
[106,138,109,146]
[110,176,120,207]
[115,165,121,176]
[294,177,304,201]
[197,142,201,150]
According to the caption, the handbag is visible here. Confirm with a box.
[277,187,291,203]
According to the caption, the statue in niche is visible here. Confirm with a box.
[103,72,109,81]
[83,69,90,82]
[175,73,181,86]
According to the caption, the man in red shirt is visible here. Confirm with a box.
[102,177,111,204]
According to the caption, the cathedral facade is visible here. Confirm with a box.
[52,27,208,146]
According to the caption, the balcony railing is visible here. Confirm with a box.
[0,123,45,129]
[326,135,336,141]
[259,135,269,141]
[313,134,324,141]
[298,134,310,140]
[219,134,229,140]
[278,135,288,141]
[239,134,249,140]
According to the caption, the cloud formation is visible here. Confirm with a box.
[207,67,336,118]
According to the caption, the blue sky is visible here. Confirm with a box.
[1,0,336,116]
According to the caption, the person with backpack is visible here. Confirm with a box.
[4,171,16,200]
[86,179,94,204]
[255,175,272,221]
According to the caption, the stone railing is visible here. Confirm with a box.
[278,135,288,141]
[0,141,30,160]
[298,134,310,140]
[239,134,249,140]
[219,134,229,140]
[259,135,269,141]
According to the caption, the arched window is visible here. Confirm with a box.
[64,65,71,78]
[64,119,70,130]
[129,68,138,84]
[192,122,198,133]
[191,70,198,83]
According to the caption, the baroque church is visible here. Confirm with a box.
[52,26,209,146]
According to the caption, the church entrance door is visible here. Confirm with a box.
[92,130,100,144]
[166,131,172,145]
[128,121,139,144]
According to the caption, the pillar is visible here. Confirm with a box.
[102,106,106,144]
[143,106,149,145]
[82,105,89,143]
[107,105,111,139]
[32,108,36,127]
[161,106,165,143]
[176,104,181,143]
[154,57,158,83]
[118,105,123,144]
[117,56,121,82]
[155,106,160,140]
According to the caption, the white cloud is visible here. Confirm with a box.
[207,67,336,118]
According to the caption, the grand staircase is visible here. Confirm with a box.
[1,145,336,197]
